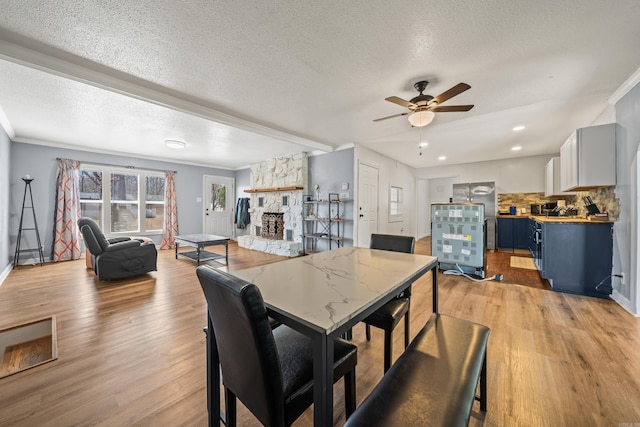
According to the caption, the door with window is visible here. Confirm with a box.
[357,162,379,247]
[204,175,235,238]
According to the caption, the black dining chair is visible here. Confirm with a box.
[196,266,357,427]
[363,234,415,373]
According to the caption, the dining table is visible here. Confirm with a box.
[205,246,438,427]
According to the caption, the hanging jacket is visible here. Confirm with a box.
[235,198,250,229]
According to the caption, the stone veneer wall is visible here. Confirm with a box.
[497,192,552,214]
[237,153,308,256]
[498,186,620,220]
[248,153,308,241]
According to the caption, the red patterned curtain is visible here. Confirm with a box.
[160,171,178,249]
[53,159,82,261]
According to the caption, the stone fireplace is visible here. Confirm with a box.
[237,153,307,257]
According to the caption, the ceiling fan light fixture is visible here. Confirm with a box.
[165,139,187,149]
[408,110,435,127]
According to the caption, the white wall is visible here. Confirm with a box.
[0,127,11,283]
[416,179,429,239]
[413,154,556,195]
[611,81,640,315]
[417,177,457,238]
[353,146,416,245]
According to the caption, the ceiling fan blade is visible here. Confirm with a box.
[431,105,474,112]
[373,112,410,122]
[385,96,416,109]
[431,83,471,105]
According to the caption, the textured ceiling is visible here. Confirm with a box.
[0,0,639,169]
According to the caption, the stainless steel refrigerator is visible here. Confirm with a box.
[452,182,496,250]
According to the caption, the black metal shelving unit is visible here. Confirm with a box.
[302,192,347,254]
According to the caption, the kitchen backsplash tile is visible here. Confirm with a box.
[497,186,619,221]
[497,192,550,214]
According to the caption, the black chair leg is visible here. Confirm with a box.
[225,387,237,427]
[365,324,371,341]
[404,311,410,348]
[344,368,356,418]
[480,350,487,412]
[383,329,392,373]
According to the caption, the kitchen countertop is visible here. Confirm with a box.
[497,214,613,224]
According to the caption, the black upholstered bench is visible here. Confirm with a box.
[345,311,490,427]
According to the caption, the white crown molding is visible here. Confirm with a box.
[609,66,640,105]
[0,33,334,153]
[13,137,239,171]
[0,106,16,139]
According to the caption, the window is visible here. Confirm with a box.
[210,183,226,212]
[389,186,403,222]
[79,165,165,235]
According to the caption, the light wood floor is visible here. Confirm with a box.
[1,240,639,426]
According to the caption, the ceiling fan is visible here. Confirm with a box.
[374,81,474,127]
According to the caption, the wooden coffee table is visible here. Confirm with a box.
[174,234,229,266]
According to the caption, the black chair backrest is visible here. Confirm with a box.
[370,234,415,254]
[78,217,110,255]
[196,266,285,426]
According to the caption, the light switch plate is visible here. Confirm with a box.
[341,182,349,190]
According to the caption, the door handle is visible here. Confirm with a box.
[359,214,364,218]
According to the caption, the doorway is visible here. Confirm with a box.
[203,175,235,238]
[357,162,379,247]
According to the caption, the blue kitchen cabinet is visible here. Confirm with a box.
[540,222,613,298]
[497,218,514,249]
[497,217,529,250]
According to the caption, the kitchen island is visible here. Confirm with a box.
[497,215,613,298]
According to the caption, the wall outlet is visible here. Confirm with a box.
[340,192,350,200]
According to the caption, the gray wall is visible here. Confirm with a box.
[0,128,10,276]
[612,81,640,315]
[308,148,354,250]
[9,142,235,261]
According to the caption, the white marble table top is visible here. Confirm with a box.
[232,246,437,334]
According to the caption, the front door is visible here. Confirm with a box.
[357,162,379,247]
[203,175,235,238]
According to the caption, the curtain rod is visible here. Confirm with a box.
[56,158,177,174]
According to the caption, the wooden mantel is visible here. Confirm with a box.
[244,186,304,193]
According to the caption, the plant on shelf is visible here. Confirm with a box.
[314,184,320,201]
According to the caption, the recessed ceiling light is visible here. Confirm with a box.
[438,156,446,161]
[512,146,522,151]
[512,125,525,132]
[165,139,186,149]
[419,142,428,148]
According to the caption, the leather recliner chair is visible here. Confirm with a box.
[78,217,157,281]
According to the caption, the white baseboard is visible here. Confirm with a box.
[611,289,638,317]
[0,263,12,287]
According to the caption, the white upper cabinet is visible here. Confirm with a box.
[560,123,616,191]
[545,157,575,197]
